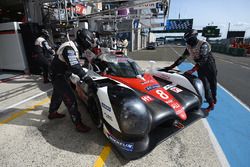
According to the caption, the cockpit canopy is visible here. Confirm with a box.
[97,53,144,78]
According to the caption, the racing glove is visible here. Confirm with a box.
[81,76,97,93]
[164,53,188,72]
[81,75,92,83]
[70,73,80,84]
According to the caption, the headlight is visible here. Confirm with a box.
[120,99,150,136]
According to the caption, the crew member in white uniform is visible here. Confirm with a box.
[48,29,96,133]
[34,29,55,83]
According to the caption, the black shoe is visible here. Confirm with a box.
[75,122,91,133]
[48,112,66,120]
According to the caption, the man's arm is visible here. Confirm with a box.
[196,43,211,65]
[185,43,211,74]
[42,41,55,55]
[62,46,86,79]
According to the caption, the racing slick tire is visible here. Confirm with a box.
[87,93,103,129]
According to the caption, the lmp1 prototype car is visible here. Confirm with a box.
[75,52,207,160]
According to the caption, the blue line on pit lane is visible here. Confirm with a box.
[178,62,250,167]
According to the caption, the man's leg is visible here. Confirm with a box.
[39,57,50,83]
[207,75,217,104]
[198,71,214,112]
[61,79,91,132]
[207,62,218,104]
[199,75,213,104]
[48,78,66,119]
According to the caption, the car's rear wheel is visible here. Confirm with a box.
[88,93,103,129]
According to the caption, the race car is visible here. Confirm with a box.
[75,52,207,160]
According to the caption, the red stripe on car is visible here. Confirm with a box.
[105,73,187,120]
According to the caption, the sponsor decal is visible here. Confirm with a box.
[67,51,79,66]
[145,84,160,91]
[106,133,134,152]
[170,87,183,93]
[163,84,176,90]
[67,50,75,54]
[141,79,155,85]
[104,112,113,121]
[140,95,154,103]
[155,89,187,120]
[101,102,111,112]
[165,99,173,104]
[134,2,157,9]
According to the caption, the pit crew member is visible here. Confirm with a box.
[48,29,95,133]
[165,29,217,112]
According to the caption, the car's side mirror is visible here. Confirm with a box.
[149,60,156,72]
[104,67,112,75]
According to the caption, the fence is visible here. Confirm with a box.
[211,44,247,57]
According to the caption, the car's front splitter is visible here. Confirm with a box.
[105,109,208,160]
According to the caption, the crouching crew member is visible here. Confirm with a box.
[34,29,55,83]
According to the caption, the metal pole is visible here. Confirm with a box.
[58,0,61,24]
[228,22,231,32]
[64,0,68,25]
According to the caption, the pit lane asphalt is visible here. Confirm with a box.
[0,51,222,167]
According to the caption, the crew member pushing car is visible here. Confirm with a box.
[165,29,217,112]
[48,29,95,133]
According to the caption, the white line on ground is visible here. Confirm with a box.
[170,46,231,167]
[240,65,250,70]
[239,63,249,66]
[0,88,52,113]
[202,119,230,167]
[217,59,233,64]
[216,58,250,68]
[170,46,182,56]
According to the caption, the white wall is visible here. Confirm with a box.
[149,32,156,42]
[0,22,28,71]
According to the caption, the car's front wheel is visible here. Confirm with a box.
[88,93,103,129]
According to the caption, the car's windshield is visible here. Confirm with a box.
[100,53,144,77]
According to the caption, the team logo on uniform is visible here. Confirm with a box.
[67,50,78,66]
[101,102,111,112]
